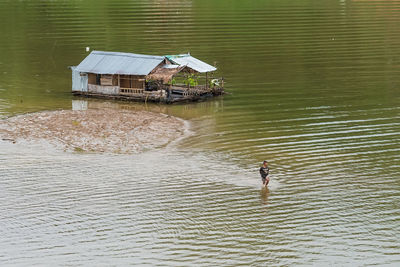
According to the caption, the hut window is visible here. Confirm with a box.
[100,74,113,86]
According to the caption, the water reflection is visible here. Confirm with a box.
[260,187,270,205]
[70,97,225,120]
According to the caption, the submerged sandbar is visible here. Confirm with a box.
[0,109,186,153]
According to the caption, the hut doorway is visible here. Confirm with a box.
[80,74,88,92]
[71,67,88,92]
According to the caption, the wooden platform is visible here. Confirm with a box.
[72,87,224,104]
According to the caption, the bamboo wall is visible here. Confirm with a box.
[119,75,145,89]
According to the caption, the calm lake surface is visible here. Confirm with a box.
[1,0,399,265]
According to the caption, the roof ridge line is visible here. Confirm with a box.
[92,50,164,60]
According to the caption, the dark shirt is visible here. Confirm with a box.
[259,166,269,178]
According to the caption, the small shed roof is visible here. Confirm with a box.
[147,65,185,83]
[166,54,217,73]
[75,51,165,75]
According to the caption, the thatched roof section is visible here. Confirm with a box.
[147,65,184,83]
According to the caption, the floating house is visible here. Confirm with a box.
[71,51,223,103]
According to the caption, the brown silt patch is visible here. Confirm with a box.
[0,109,186,153]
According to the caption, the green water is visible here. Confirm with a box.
[0,0,399,265]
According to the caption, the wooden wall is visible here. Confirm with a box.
[100,74,113,86]
[87,74,145,88]
[88,73,96,85]
[119,75,145,89]
[120,75,130,88]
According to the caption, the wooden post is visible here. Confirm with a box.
[118,74,120,87]
[206,72,208,91]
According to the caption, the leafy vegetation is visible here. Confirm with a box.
[183,74,198,87]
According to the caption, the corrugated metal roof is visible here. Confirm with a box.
[166,54,217,73]
[75,51,165,75]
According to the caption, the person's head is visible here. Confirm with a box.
[263,160,268,166]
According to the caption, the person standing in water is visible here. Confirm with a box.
[259,160,270,186]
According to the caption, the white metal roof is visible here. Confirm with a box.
[166,54,217,73]
[75,51,165,75]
